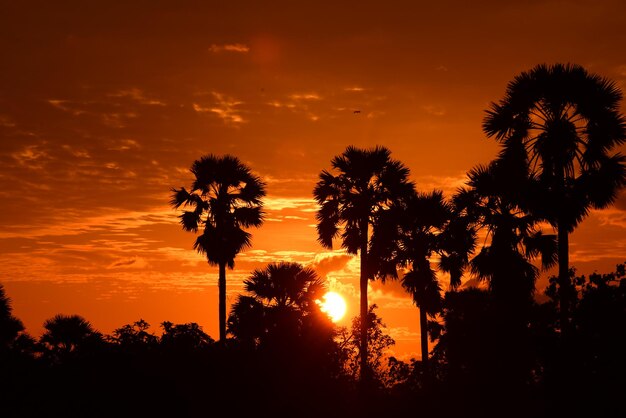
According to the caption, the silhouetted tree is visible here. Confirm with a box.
[170,154,266,341]
[228,262,329,345]
[111,319,158,348]
[228,262,342,414]
[0,284,25,351]
[227,262,339,376]
[483,63,626,333]
[455,161,557,306]
[541,263,626,416]
[40,314,103,363]
[160,321,214,351]
[314,145,412,385]
[337,305,395,388]
[371,190,475,380]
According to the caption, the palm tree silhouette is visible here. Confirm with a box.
[0,284,25,350]
[483,63,626,332]
[228,262,328,344]
[372,190,475,381]
[456,161,557,304]
[171,154,266,341]
[313,145,413,386]
[40,314,103,362]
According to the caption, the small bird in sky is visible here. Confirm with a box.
[353,110,361,114]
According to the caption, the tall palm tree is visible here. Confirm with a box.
[313,145,413,385]
[454,160,558,394]
[171,154,266,341]
[371,190,475,380]
[483,63,626,332]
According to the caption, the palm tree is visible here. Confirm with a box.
[228,262,340,385]
[456,161,557,305]
[228,262,328,344]
[40,314,103,362]
[372,190,475,381]
[453,159,559,396]
[483,63,626,332]
[171,154,266,341]
[313,145,413,385]
[0,284,24,350]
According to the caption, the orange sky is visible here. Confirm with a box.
[2,0,626,360]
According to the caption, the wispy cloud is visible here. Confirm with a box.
[107,139,141,151]
[289,93,322,101]
[387,326,420,341]
[414,173,467,195]
[264,196,317,211]
[422,104,446,117]
[108,88,166,106]
[0,114,16,127]
[208,43,250,53]
[48,99,86,116]
[108,256,149,269]
[11,144,50,169]
[193,92,245,125]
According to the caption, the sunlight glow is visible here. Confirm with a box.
[318,291,347,322]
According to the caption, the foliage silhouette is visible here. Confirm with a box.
[336,304,395,388]
[314,145,413,386]
[455,160,557,304]
[110,318,158,348]
[483,63,626,333]
[0,284,27,351]
[371,189,475,380]
[171,154,266,341]
[541,263,626,417]
[226,262,355,417]
[40,314,104,363]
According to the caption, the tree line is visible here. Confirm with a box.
[2,63,626,417]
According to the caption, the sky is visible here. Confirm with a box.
[2,0,626,360]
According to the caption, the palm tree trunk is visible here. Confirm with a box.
[419,307,429,383]
[556,164,570,339]
[218,261,227,342]
[359,218,369,387]
[557,218,569,338]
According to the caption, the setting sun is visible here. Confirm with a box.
[319,291,347,322]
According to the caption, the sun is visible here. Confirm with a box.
[319,291,347,322]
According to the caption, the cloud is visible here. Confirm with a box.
[108,256,149,269]
[208,43,250,53]
[414,173,468,195]
[11,144,50,169]
[107,139,141,151]
[422,104,446,117]
[48,99,86,116]
[387,326,420,341]
[309,252,354,277]
[0,115,16,127]
[344,86,365,92]
[593,208,626,229]
[370,278,406,299]
[289,93,322,101]
[264,196,316,211]
[193,92,245,125]
[107,88,166,106]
